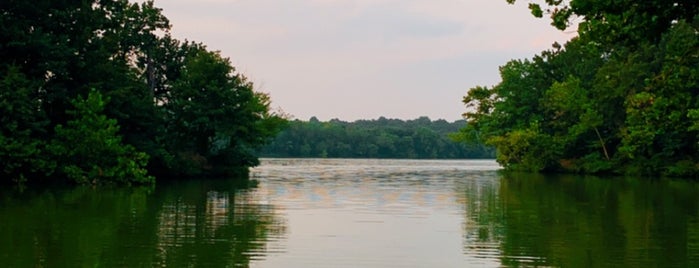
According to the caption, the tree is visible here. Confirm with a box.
[50,90,152,185]
[163,44,285,177]
[260,117,494,159]
[0,66,53,183]
[0,1,286,185]
[458,1,698,176]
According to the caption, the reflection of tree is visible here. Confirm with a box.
[153,179,286,267]
[458,172,699,267]
[0,186,155,267]
[0,179,286,267]
[455,173,508,262]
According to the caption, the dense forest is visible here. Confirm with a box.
[455,0,699,176]
[259,117,494,159]
[0,1,286,185]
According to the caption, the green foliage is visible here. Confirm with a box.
[260,117,494,159]
[50,91,153,185]
[508,0,573,30]
[161,44,286,177]
[460,1,699,176]
[487,123,561,171]
[0,1,286,185]
[0,67,54,183]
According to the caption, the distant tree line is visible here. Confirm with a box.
[1,1,285,185]
[259,117,494,159]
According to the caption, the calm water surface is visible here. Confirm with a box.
[2,158,699,267]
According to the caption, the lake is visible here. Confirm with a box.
[2,158,699,267]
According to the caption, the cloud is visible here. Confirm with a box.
[151,0,575,121]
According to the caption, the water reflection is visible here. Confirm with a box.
[454,172,507,265]
[458,172,699,267]
[3,160,699,267]
[251,159,501,267]
[152,180,286,267]
[0,179,285,267]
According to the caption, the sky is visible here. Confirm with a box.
[151,0,575,121]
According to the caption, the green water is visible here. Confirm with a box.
[1,159,698,267]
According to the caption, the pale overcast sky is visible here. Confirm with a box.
[152,0,575,121]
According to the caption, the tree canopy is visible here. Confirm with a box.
[0,0,286,185]
[456,0,699,176]
[260,117,494,159]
